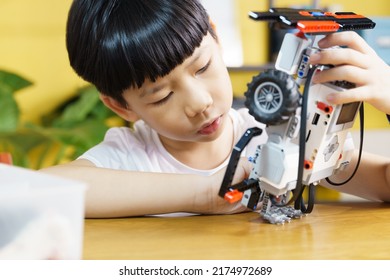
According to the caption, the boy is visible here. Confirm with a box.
[42,0,390,218]
[44,0,265,217]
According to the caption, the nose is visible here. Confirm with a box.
[184,86,213,118]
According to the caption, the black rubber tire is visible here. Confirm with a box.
[244,69,300,125]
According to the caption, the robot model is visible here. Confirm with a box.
[219,8,376,224]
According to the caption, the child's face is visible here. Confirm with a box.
[110,33,233,145]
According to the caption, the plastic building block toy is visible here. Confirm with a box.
[249,8,375,34]
[219,8,375,224]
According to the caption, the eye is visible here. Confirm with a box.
[152,91,173,106]
[196,59,211,75]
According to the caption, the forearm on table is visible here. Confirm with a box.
[322,151,390,202]
[40,160,219,218]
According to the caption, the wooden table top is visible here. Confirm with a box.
[83,201,390,260]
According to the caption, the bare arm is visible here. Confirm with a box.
[40,158,252,218]
[322,150,390,202]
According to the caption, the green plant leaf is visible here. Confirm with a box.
[0,70,32,133]
[0,128,53,167]
[0,70,116,168]
[0,69,32,93]
[26,119,108,159]
[54,86,101,126]
[0,89,19,132]
[90,99,117,120]
[0,128,52,152]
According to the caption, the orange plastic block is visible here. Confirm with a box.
[224,189,243,203]
[297,20,340,33]
[299,11,312,17]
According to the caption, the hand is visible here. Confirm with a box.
[197,157,253,215]
[309,31,390,114]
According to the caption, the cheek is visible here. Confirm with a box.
[211,70,233,105]
[146,117,191,141]
[139,106,185,132]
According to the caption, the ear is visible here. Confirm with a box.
[99,94,139,122]
[209,18,219,40]
[209,18,217,34]
[209,18,221,47]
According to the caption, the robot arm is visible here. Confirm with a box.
[219,127,263,209]
[219,8,375,224]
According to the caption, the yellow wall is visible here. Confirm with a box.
[0,0,389,127]
[0,0,84,123]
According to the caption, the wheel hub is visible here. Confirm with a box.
[265,93,274,102]
[254,82,283,114]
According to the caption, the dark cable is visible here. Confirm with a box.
[326,103,364,186]
[293,184,316,214]
[287,65,319,206]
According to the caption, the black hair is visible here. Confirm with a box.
[66,0,216,106]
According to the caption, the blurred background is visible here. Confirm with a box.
[0,0,389,179]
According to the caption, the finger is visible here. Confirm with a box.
[317,31,376,55]
[325,86,373,105]
[325,86,389,113]
[328,86,390,114]
[310,47,371,69]
[312,65,369,85]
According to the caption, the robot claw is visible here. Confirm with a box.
[260,192,305,224]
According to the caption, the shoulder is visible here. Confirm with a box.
[79,121,158,170]
[104,122,152,147]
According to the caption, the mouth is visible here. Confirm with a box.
[198,116,222,135]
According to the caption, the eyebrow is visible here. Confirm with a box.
[140,84,166,98]
[187,48,203,69]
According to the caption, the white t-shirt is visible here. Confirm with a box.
[79,108,267,175]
